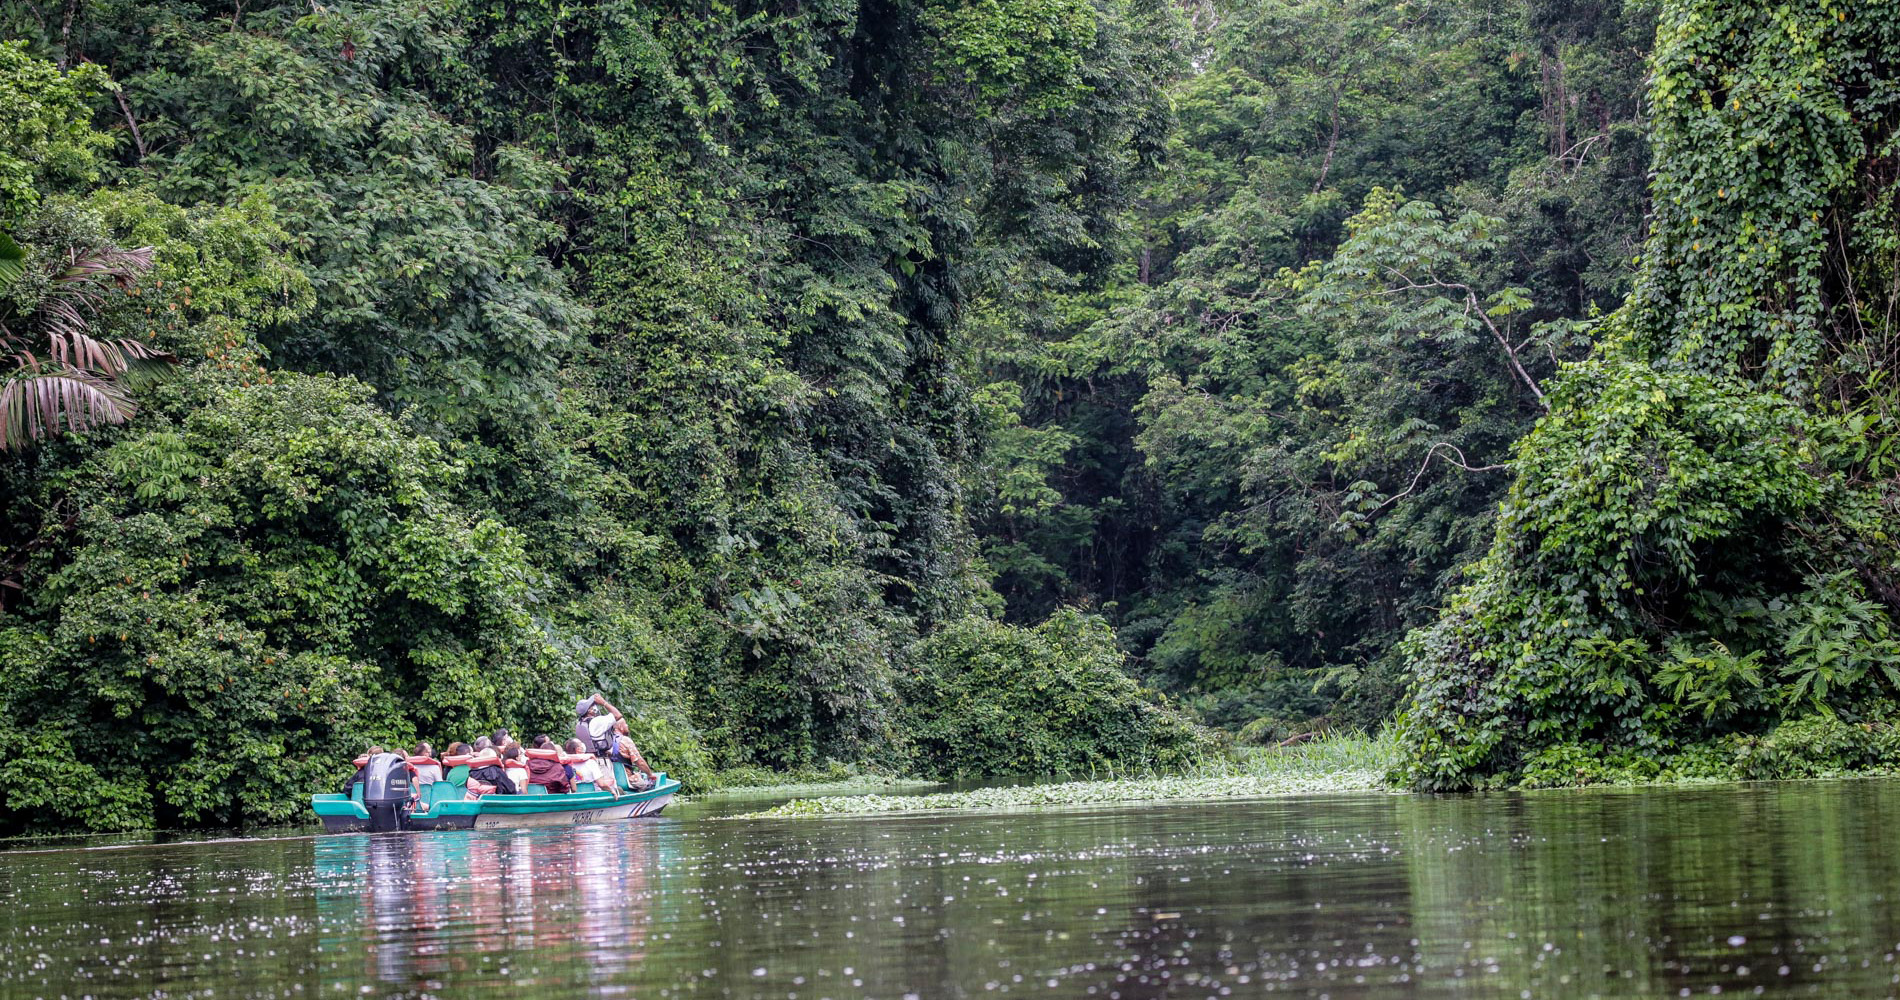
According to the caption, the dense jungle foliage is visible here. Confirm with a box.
[0,0,1894,831]
[1399,0,1900,789]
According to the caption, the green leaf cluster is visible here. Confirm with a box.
[1396,0,1900,789]
[898,609,1209,779]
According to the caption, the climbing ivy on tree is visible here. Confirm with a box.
[1398,0,1900,789]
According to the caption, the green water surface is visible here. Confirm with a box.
[5,780,1900,998]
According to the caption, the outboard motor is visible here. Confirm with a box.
[361,752,414,832]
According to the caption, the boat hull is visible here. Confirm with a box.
[313,775,680,833]
[471,791,675,828]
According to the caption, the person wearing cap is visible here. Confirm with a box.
[574,693,624,759]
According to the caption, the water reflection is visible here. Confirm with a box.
[314,824,668,992]
[6,782,1900,998]
[1403,783,1900,998]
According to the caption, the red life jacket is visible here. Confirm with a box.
[526,756,571,792]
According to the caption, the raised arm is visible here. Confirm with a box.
[591,693,624,722]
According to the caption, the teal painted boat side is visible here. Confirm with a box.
[310,773,679,832]
[313,795,369,821]
[414,800,481,819]
[475,775,679,815]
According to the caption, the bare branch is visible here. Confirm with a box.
[1464,289,1546,406]
[113,88,149,160]
[1365,442,1509,514]
[1369,266,1546,406]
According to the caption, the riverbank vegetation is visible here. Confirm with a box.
[745,730,1398,817]
[1396,4,1900,790]
[0,0,1895,832]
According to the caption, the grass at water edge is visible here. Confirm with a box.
[735,731,1401,818]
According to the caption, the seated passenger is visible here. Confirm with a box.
[526,736,572,794]
[613,731,658,791]
[408,742,443,787]
[501,744,529,790]
[441,742,473,769]
[464,746,517,798]
[340,745,385,795]
[563,738,618,797]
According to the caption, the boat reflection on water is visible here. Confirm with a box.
[314,823,673,993]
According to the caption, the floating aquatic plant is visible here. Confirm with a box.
[740,731,1399,817]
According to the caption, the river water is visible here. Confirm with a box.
[5,780,1900,999]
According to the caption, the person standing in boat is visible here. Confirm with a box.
[575,693,624,759]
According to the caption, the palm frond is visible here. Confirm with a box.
[46,329,175,376]
[0,233,23,293]
[38,245,157,339]
[0,242,170,450]
[0,367,138,451]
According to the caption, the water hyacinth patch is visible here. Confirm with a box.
[740,731,1399,817]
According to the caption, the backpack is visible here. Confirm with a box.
[575,716,614,757]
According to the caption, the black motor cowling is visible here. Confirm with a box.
[361,752,413,832]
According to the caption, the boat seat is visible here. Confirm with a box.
[612,762,630,791]
[427,766,470,809]
[525,784,548,795]
[350,784,365,804]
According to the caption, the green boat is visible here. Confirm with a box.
[311,753,679,833]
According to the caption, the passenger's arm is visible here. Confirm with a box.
[627,741,656,778]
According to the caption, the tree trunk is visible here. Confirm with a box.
[1314,86,1342,192]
